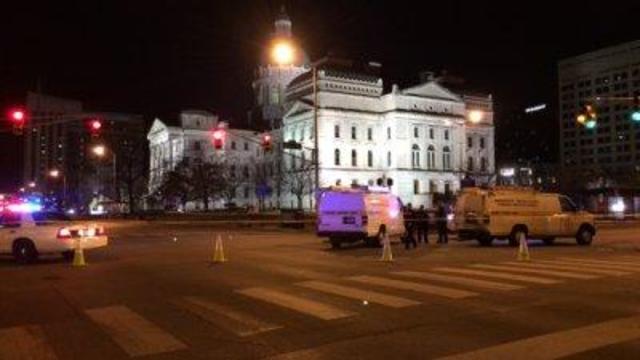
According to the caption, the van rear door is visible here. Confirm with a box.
[317,192,364,236]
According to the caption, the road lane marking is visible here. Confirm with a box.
[174,297,281,336]
[347,276,477,299]
[434,267,561,285]
[85,305,187,357]
[0,325,57,360]
[556,258,640,271]
[236,287,356,320]
[473,264,598,280]
[297,281,421,308]
[392,271,525,291]
[533,260,632,276]
[437,315,640,360]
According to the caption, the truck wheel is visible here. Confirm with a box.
[509,227,527,247]
[543,238,555,246]
[576,227,594,246]
[62,250,75,262]
[13,239,38,264]
[477,236,493,247]
[329,237,342,249]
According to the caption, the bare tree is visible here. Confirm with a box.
[153,160,191,210]
[283,158,315,210]
[219,162,242,208]
[188,160,224,212]
[117,139,148,214]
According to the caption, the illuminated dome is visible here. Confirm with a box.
[259,5,310,67]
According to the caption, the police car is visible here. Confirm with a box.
[0,208,108,264]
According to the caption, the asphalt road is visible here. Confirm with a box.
[2,221,640,359]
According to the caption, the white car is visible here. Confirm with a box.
[0,211,108,264]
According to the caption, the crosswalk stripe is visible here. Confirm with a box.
[0,325,57,360]
[437,315,640,360]
[174,297,281,337]
[236,287,356,320]
[297,280,421,308]
[85,305,187,357]
[347,275,477,299]
[473,264,599,280]
[502,262,606,279]
[533,260,633,276]
[557,258,640,271]
[434,267,561,285]
[392,271,524,291]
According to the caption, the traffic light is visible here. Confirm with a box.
[212,128,226,150]
[86,118,103,138]
[576,103,597,129]
[261,133,273,152]
[7,107,27,135]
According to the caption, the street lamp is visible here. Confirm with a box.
[468,110,484,124]
[271,41,296,66]
[92,144,117,202]
[48,169,67,208]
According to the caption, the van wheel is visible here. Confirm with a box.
[329,237,341,249]
[509,227,527,247]
[576,227,594,246]
[13,239,38,264]
[543,238,555,246]
[477,236,493,247]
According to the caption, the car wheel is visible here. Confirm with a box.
[62,250,75,262]
[576,228,594,246]
[329,237,341,249]
[477,236,493,247]
[543,238,555,246]
[13,239,38,264]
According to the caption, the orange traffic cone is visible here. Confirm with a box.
[380,233,393,262]
[211,234,227,263]
[72,238,87,267]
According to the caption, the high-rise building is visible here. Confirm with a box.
[250,6,309,129]
[558,40,640,185]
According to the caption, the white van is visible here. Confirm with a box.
[316,186,404,248]
[455,187,596,246]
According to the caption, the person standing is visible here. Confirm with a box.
[436,201,449,244]
[403,203,417,249]
[416,205,429,244]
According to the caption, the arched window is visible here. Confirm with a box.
[411,144,420,168]
[351,149,357,167]
[367,150,373,167]
[334,149,340,166]
[427,145,436,169]
[442,146,451,170]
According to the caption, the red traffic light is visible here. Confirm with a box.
[261,133,273,151]
[86,118,103,138]
[7,107,27,135]
[212,128,226,150]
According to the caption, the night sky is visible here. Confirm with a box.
[1,0,638,191]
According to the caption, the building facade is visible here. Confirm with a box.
[280,64,495,209]
[147,110,266,210]
[558,40,640,184]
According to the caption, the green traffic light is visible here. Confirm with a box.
[632,111,640,122]
[585,119,597,129]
